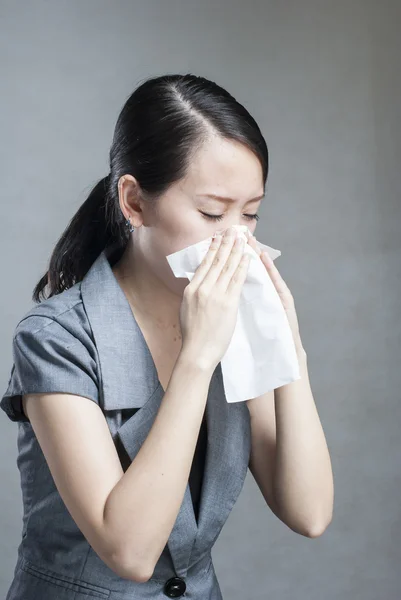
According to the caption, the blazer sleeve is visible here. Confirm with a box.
[1,316,100,423]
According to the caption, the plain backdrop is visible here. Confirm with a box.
[0,1,400,598]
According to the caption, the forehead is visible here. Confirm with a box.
[182,136,264,200]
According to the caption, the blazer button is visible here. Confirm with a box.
[163,576,187,597]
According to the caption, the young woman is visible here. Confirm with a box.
[1,73,333,599]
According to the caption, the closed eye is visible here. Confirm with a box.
[200,212,260,222]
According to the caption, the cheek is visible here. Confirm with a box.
[150,208,220,255]
[146,224,179,257]
[155,234,190,258]
[157,227,212,255]
[151,212,191,253]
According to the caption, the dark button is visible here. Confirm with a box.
[163,576,187,597]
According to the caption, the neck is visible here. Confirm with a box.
[111,238,182,332]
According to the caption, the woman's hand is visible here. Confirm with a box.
[179,227,252,371]
[246,232,302,348]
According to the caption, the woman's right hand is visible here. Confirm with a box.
[179,226,251,372]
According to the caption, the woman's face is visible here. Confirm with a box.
[127,135,265,296]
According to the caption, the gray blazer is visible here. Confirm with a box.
[1,246,252,599]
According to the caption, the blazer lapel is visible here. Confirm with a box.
[188,362,252,568]
[80,247,252,578]
[80,246,160,413]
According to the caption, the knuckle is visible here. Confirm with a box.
[199,256,210,269]
[231,270,243,283]
[222,295,234,308]
[183,285,194,298]
[196,286,209,303]
[214,288,231,306]
[213,256,221,267]
[224,265,235,278]
[206,289,224,308]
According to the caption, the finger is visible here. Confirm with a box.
[261,252,289,292]
[247,234,262,257]
[214,235,247,291]
[226,251,252,298]
[188,233,223,289]
[261,250,274,266]
[200,227,239,290]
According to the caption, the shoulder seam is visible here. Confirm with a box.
[15,301,84,337]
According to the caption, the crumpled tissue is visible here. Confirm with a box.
[166,225,301,403]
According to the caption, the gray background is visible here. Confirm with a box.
[1,1,400,598]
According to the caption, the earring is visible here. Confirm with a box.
[125,216,135,232]
[125,217,135,232]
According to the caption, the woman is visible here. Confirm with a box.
[1,73,333,599]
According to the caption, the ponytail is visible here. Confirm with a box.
[32,174,127,302]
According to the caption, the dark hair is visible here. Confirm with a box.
[33,73,269,303]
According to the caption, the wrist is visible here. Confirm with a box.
[177,347,216,378]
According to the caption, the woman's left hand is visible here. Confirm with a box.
[246,232,303,349]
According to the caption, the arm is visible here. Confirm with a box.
[247,347,334,538]
[23,349,213,583]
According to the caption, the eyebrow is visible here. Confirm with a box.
[197,193,265,203]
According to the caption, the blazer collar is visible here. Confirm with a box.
[80,247,251,577]
[81,245,160,411]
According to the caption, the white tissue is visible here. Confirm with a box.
[166,225,301,403]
